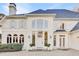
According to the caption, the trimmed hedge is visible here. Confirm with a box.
[0,44,23,52]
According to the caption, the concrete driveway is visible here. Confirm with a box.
[0,49,79,56]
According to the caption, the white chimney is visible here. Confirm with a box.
[9,3,17,15]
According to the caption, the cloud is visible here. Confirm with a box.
[47,3,65,9]
[16,3,31,14]
[1,3,31,15]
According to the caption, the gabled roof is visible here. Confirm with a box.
[71,22,79,31]
[28,9,79,18]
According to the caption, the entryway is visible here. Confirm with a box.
[36,31,44,49]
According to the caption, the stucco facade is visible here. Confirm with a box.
[1,3,79,51]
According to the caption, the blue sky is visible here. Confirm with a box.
[0,3,78,15]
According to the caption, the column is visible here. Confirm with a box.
[18,35,19,44]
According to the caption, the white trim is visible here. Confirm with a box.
[26,14,56,16]
[55,18,79,21]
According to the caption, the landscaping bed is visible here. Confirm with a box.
[0,44,23,52]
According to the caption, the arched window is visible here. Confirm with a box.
[7,34,12,43]
[19,34,24,44]
[13,34,18,43]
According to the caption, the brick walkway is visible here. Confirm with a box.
[0,49,79,56]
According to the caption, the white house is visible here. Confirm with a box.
[0,3,79,50]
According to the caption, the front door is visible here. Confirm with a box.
[36,31,43,49]
[59,35,65,49]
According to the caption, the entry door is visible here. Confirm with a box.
[59,37,65,49]
[36,31,43,48]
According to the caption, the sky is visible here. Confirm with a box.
[0,3,79,15]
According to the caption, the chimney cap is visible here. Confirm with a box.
[9,3,16,7]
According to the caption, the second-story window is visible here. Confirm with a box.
[60,23,64,30]
[10,20,17,29]
[32,19,48,29]
[19,20,26,29]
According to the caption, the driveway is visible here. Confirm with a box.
[0,49,79,56]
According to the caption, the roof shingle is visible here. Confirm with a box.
[28,9,79,18]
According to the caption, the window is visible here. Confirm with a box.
[19,34,24,44]
[60,23,64,30]
[13,34,18,43]
[19,20,23,28]
[37,20,43,28]
[7,34,12,43]
[62,23,64,29]
[19,20,26,28]
[54,35,56,46]
[7,34,24,44]
[32,33,35,46]
[59,35,65,47]
[32,20,48,29]
[44,32,48,46]
[0,34,2,39]
[10,20,17,28]
[44,20,48,28]
[30,32,35,47]
[32,20,36,28]
[7,37,9,43]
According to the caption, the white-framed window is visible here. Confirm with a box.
[13,34,18,43]
[53,35,56,46]
[59,35,65,47]
[44,20,48,28]
[60,23,64,30]
[19,20,26,29]
[37,20,43,28]
[7,34,12,43]
[10,20,17,29]
[7,34,24,44]
[32,19,48,29]
[32,20,36,28]
[19,34,24,44]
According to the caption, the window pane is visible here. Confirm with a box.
[19,20,26,28]
[44,20,48,28]
[54,35,56,46]
[32,20,48,29]
[32,20,35,28]
[10,20,16,28]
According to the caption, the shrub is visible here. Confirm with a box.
[0,44,23,52]
[11,44,23,51]
[45,43,51,47]
[0,44,8,49]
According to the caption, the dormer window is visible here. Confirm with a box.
[60,23,64,30]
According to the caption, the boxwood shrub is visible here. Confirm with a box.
[0,44,23,52]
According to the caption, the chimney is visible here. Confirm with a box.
[9,3,17,15]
